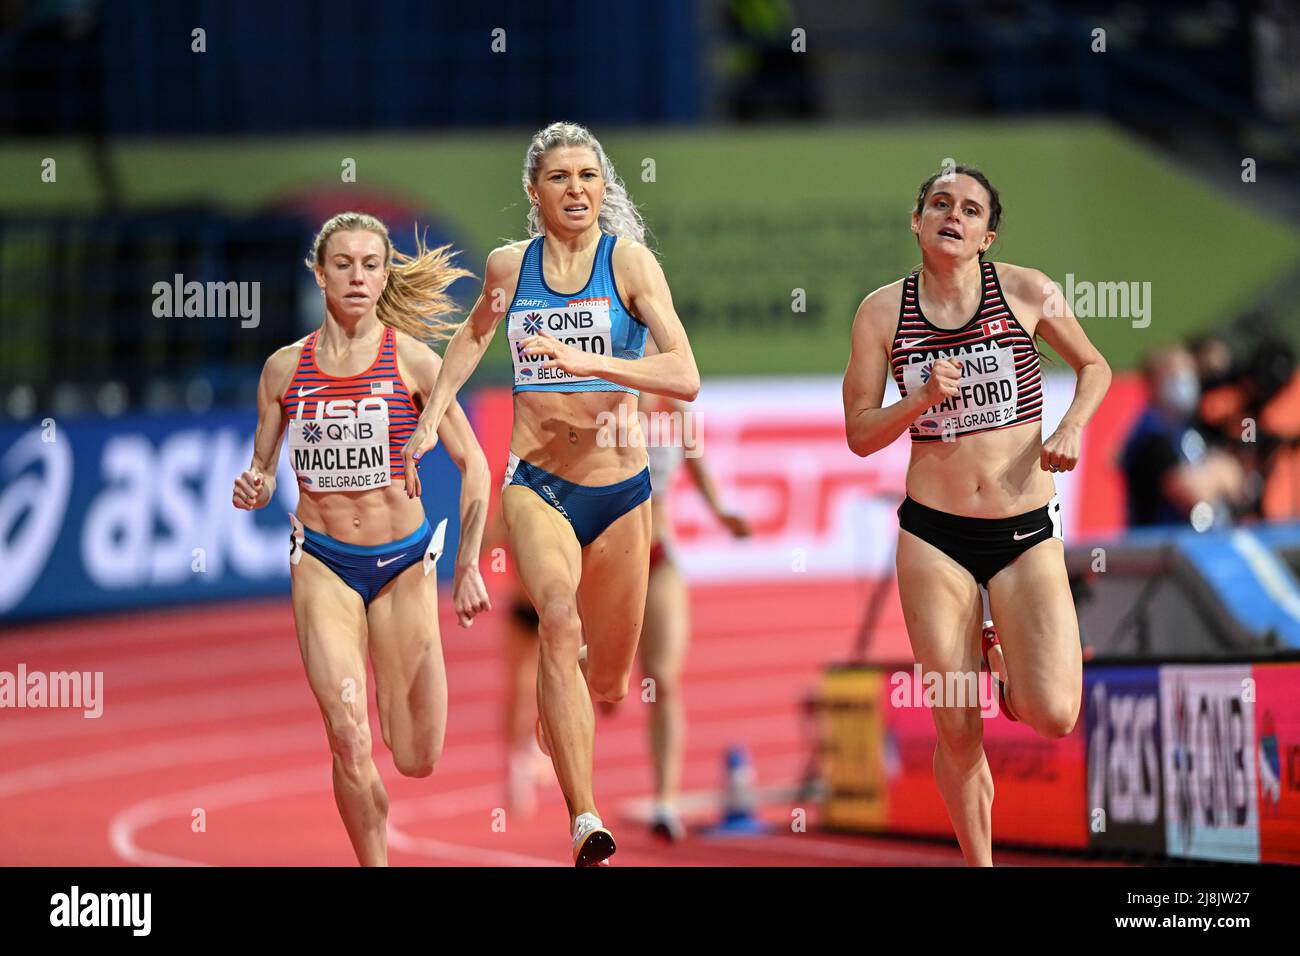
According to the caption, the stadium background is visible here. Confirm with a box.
[2,0,1299,865]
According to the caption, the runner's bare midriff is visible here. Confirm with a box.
[294,484,427,545]
[511,390,648,485]
[905,418,1056,518]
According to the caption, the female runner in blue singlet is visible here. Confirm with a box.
[842,167,1111,866]
[402,122,701,866]
[232,212,492,866]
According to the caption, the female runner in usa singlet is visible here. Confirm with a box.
[232,212,492,866]
[841,167,1111,866]
[401,122,701,866]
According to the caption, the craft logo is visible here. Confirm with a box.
[540,484,571,519]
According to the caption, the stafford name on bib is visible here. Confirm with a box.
[508,297,613,386]
[903,342,1020,437]
[287,395,392,490]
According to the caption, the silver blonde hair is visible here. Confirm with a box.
[523,121,648,246]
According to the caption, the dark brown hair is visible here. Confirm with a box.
[914,165,1002,256]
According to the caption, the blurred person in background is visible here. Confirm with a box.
[496,379,753,839]
[608,376,752,843]
[483,508,549,818]
[1120,344,1248,528]
[1189,331,1235,393]
[1247,337,1300,520]
[232,212,492,866]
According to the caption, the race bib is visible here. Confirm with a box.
[508,297,612,387]
[286,401,392,491]
[903,343,1019,438]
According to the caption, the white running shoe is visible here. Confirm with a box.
[571,812,616,867]
[650,805,686,843]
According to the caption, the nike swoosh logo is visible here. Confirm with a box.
[1013,527,1047,541]
[297,385,327,397]
[901,337,933,350]
[376,553,407,567]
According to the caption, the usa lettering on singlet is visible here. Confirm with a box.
[507,296,614,386]
[286,396,393,491]
[280,325,419,490]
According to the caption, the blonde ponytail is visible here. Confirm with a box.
[306,212,473,344]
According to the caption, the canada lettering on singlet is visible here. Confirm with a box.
[901,340,1021,437]
[507,297,614,385]
[891,263,1043,441]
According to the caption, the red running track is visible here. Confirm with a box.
[0,579,1120,867]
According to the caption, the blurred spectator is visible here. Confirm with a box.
[1254,339,1300,519]
[1121,345,1247,528]
[1188,331,1234,392]
[1190,330,1299,521]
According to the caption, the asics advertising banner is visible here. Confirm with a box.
[0,411,464,620]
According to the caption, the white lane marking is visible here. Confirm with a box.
[110,765,324,866]
[0,630,827,746]
[386,785,560,867]
[0,724,319,799]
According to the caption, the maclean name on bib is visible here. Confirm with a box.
[287,395,392,490]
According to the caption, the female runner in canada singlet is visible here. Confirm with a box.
[232,212,492,866]
[842,167,1111,866]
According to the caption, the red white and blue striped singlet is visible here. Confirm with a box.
[280,325,419,490]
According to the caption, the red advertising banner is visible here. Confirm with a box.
[879,667,1088,848]
[1254,663,1300,865]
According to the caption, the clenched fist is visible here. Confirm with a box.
[233,469,273,510]
[920,358,961,407]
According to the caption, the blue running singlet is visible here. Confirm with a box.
[505,233,648,394]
